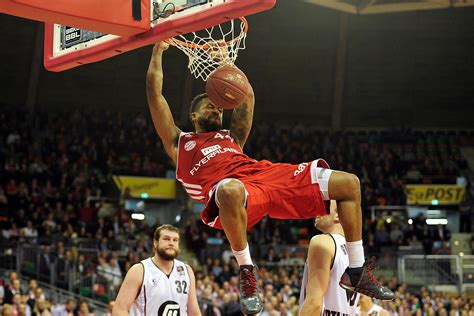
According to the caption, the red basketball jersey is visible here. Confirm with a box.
[176,130,270,201]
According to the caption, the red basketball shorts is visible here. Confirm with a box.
[201,159,331,229]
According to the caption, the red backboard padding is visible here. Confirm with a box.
[43,0,276,72]
[0,0,150,36]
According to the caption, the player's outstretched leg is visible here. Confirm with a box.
[216,179,263,315]
[328,171,394,301]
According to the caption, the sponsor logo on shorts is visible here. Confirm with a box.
[201,145,221,155]
[184,141,196,151]
[294,163,308,176]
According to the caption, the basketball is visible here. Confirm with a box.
[205,66,250,109]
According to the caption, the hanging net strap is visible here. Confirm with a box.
[165,17,248,81]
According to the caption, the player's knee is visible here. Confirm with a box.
[217,179,245,205]
[345,173,361,195]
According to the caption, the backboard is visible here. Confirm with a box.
[43,0,276,72]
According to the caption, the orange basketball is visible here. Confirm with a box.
[205,66,250,109]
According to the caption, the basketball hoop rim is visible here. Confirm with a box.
[164,17,248,49]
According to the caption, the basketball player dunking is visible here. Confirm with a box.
[299,201,359,316]
[113,225,201,316]
[147,41,394,314]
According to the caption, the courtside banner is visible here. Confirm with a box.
[113,176,176,199]
[405,184,466,205]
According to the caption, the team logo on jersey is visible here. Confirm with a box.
[158,301,180,316]
[201,144,221,155]
[152,278,158,286]
[176,266,185,276]
[184,141,196,151]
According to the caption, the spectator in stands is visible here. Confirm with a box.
[77,301,94,316]
[435,241,452,255]
[433,224,451,242]
[32,299,51,316]
[1,304,13,316]
[105,258,122,292]
[27,288,45,311]
[97,237,109,252]
[27,280,38,301]
[18,302,29,316]
[374,225,390,246]
[221,292,240,316]
[389,223,404,246]
[263,247,280,263]
[64,299,76,316]
[4,279,21,305]
[95,257,110,282]
[387,276,399,292]
[419,224,434,254]
[405,164,423,182]
[50,298,75,316]
[42,214,56,232]
[39,246,52,282]
[11,294,21,316]
[2,223,19,240]
[22,220,38,243]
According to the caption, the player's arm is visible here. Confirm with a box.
[229,83,254,150]
[380,308,390,316]
[185,264,202,316]
[146,42,182,164]
[112,263,144,316]
[299,235,335,316]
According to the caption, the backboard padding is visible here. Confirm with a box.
[44,0,276,72]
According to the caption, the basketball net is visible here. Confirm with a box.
[165,17,248,81]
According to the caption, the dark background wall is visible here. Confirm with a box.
[0,1,473,128]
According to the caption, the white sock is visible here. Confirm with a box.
[232,243,253,266]
[347,240,365,268]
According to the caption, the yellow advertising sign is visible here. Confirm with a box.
[113,175,176,199]
[405,184,465,205]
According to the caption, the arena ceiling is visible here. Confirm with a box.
[304,0,474,14]
[1,1,474,128]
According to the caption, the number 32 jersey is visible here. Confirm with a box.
[132,258,190,316]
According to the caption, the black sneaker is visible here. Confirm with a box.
[339,257,395,301]
[239,264,263,315]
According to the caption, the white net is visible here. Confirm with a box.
[166,18,247,81]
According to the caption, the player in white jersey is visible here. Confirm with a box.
[299,201,359,316]
[113,224,201,316]
[356,295,389,316]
